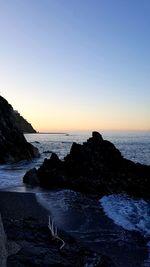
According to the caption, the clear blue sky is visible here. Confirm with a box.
[0,0,150,131]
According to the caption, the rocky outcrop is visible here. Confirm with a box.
[0,96,39,163]
[13,111,36,133]
[0,214,7,267]
[23,131,150,199]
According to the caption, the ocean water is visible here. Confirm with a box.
[0,131,150,267]
[100,194,150,237]
[0,131,150,190]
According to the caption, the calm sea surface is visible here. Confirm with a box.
[0,131,150,267]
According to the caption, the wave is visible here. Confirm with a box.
[100,194,150,237]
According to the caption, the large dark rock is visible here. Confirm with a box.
[0,96,39,163]
[13,110,36,133]
[23,132,150,198]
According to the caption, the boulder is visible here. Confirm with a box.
[0,96,39,163]
[23,132,150,198]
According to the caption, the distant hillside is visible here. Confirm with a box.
[13,111,36,133]
[0,95,39,163]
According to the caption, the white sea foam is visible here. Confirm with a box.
[100,194,150,237]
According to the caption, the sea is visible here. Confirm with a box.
[0,131,150,267]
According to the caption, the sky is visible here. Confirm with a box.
[0,0,150,132]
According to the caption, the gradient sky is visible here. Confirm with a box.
[0,0,150,132]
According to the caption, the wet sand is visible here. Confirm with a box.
[0,190,114,267]
[0,191,49,233]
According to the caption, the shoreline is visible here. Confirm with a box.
[0,190,49,222]
[0,190,149,267]
[0,190,113,267]
[0,191,49,227]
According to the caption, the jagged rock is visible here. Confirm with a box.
[23,132,150,198]
[23,168,40,186]
[13,111,36,133]
[0,96,39,163]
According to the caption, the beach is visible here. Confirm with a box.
[0,191,49,225]
[0,190,149,267]
[0,190,112,267]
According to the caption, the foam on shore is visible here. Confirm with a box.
[100,194,150,237]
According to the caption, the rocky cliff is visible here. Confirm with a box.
[0,96,39,163]
[13,111,36,133]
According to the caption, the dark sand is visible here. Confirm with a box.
[0,191,49,228]
[0,191,113,267]
[0,191,148,267]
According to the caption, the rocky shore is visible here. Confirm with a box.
[0,191,115,267]
[24,131,150,199]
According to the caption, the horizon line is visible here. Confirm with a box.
[32,129,150,134]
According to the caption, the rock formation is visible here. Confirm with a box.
[13,110,36,133]
[0,96,39,163]
[23,131,150,199]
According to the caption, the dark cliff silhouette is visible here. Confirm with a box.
[0,96,39,163]
[13,110,36,133]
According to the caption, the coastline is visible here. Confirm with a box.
[0,190,113,267]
